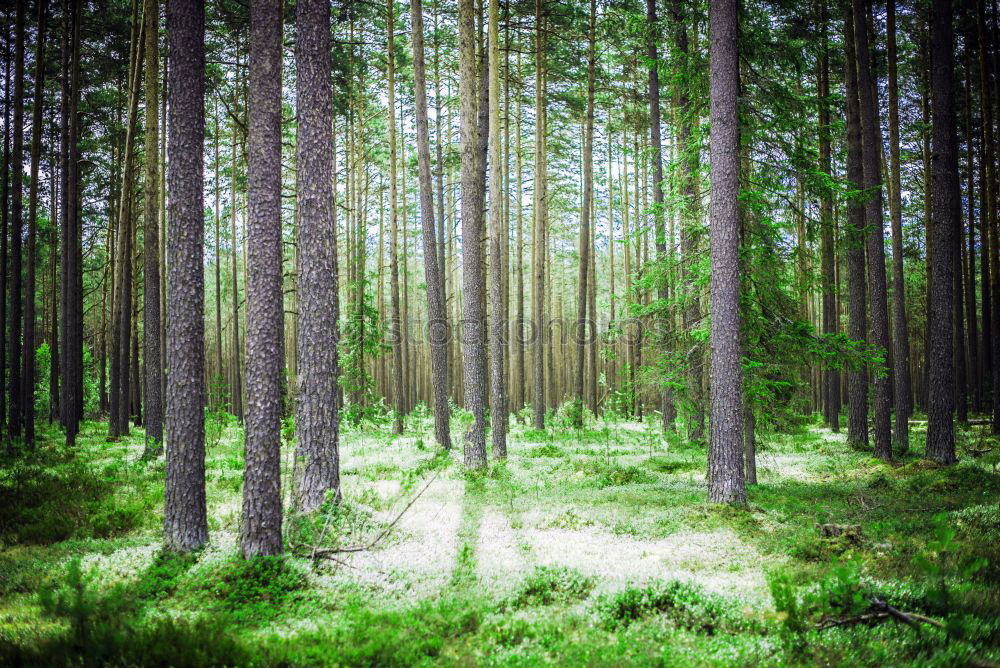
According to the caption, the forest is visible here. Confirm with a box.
[0,0,999,663]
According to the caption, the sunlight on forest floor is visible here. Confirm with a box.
[2,411,999,665]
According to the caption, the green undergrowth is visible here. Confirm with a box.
[0,417,998,665]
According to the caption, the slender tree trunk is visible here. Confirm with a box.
[844,7,868,450]
[487,0,507,455]
[142,0,163,453]
[887,0,910,449]
[817,6,839,432]
[241,0,284,556]
[9,0,25,440]
[412,0,453,450]
[574,0,595,428]
[459,0,488,466]
[22,0,47,446]
[852,0,892,461]
[708,0,745,505]
[230,73,244,423]
[164,0,208,552]
[295,0,340,510]
[387,0,404,435]
[214,107,224,406]
[1,24,11,444]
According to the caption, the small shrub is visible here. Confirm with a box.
[646,457,699,474]
[594,580,734,633]
[527,443,563,458]
[201,556,306,622]
[596,464,656,488]
[503,566,595,610]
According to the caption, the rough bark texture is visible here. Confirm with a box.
[926,0,958,465]
[459,0,487,467]
[1,24,10,445]
[22,0,47,446]
[164,0,208,552]
[412,0,453,451]
[487,0,508,456]
[852,0,892,461]
[295,0,340,510]
[886,0,910,452]
[240,0,284,557]
[142,0,163,454]
[844,8,868,450]
[707,0,745,505]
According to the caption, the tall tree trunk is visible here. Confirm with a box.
[1,24,11,444]
[230,74,244,423]
[387,0,404,435]
[574,0,596,429]
[817,4,839,432]
[844,7,868,450]
[142,0,163,454]
[926,0,959,464]
[295,0,340,510]
[707,0,745,505]
[887,0,910,449]
[214,107,224,406]
[9,0,24,440]
[531,0,547,430]
[164,0,208,552]
[22,0,47,446]
[647,0,673,432]
[241,0,284,557]
[852,0,893,461]
[412,0,453,450]
[111,3,143,438]
[459,0,488,466]
[487,0,507,455]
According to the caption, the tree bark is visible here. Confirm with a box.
[295,0,340,510]
[412,0,453,450]
[487,0,507,455]
[241,0,284,556]
[852,0,892,461]
[387,0,404,435]
[459,0,488,466]
[164,0,208,552]
[926,0,959,464]
[708,0,746,505]
[9,0,24,440]
[887,0,910,449]
[22,0,47,446]
[844,7,868,450]
[142,0,163,454]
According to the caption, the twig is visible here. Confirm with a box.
[297,469,441,558]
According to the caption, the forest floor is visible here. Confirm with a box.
[1,410,999,666]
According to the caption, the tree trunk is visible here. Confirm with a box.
[22,0,47,446]
[887,0,910,448]
[707,0,745,505]
[9,0,24,440]
[387,0,404,435]
[412,0,453,450]
[487,0,507,455]
[230,73,244,423]
[295,0,340,510]
[843,7,868,450]
[574,0,596,429]
[142,0,163,454]
[852,0,892,461]
[164,0,208,552]
[241,0,284,557]
[459,0,488,467]
[817,5,839,432]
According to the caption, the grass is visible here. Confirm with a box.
[0,414,998,665]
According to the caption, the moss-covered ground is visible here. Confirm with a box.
[1,410,998,666]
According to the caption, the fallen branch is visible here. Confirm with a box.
[292,469,441,560]
[817,597,943,633]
